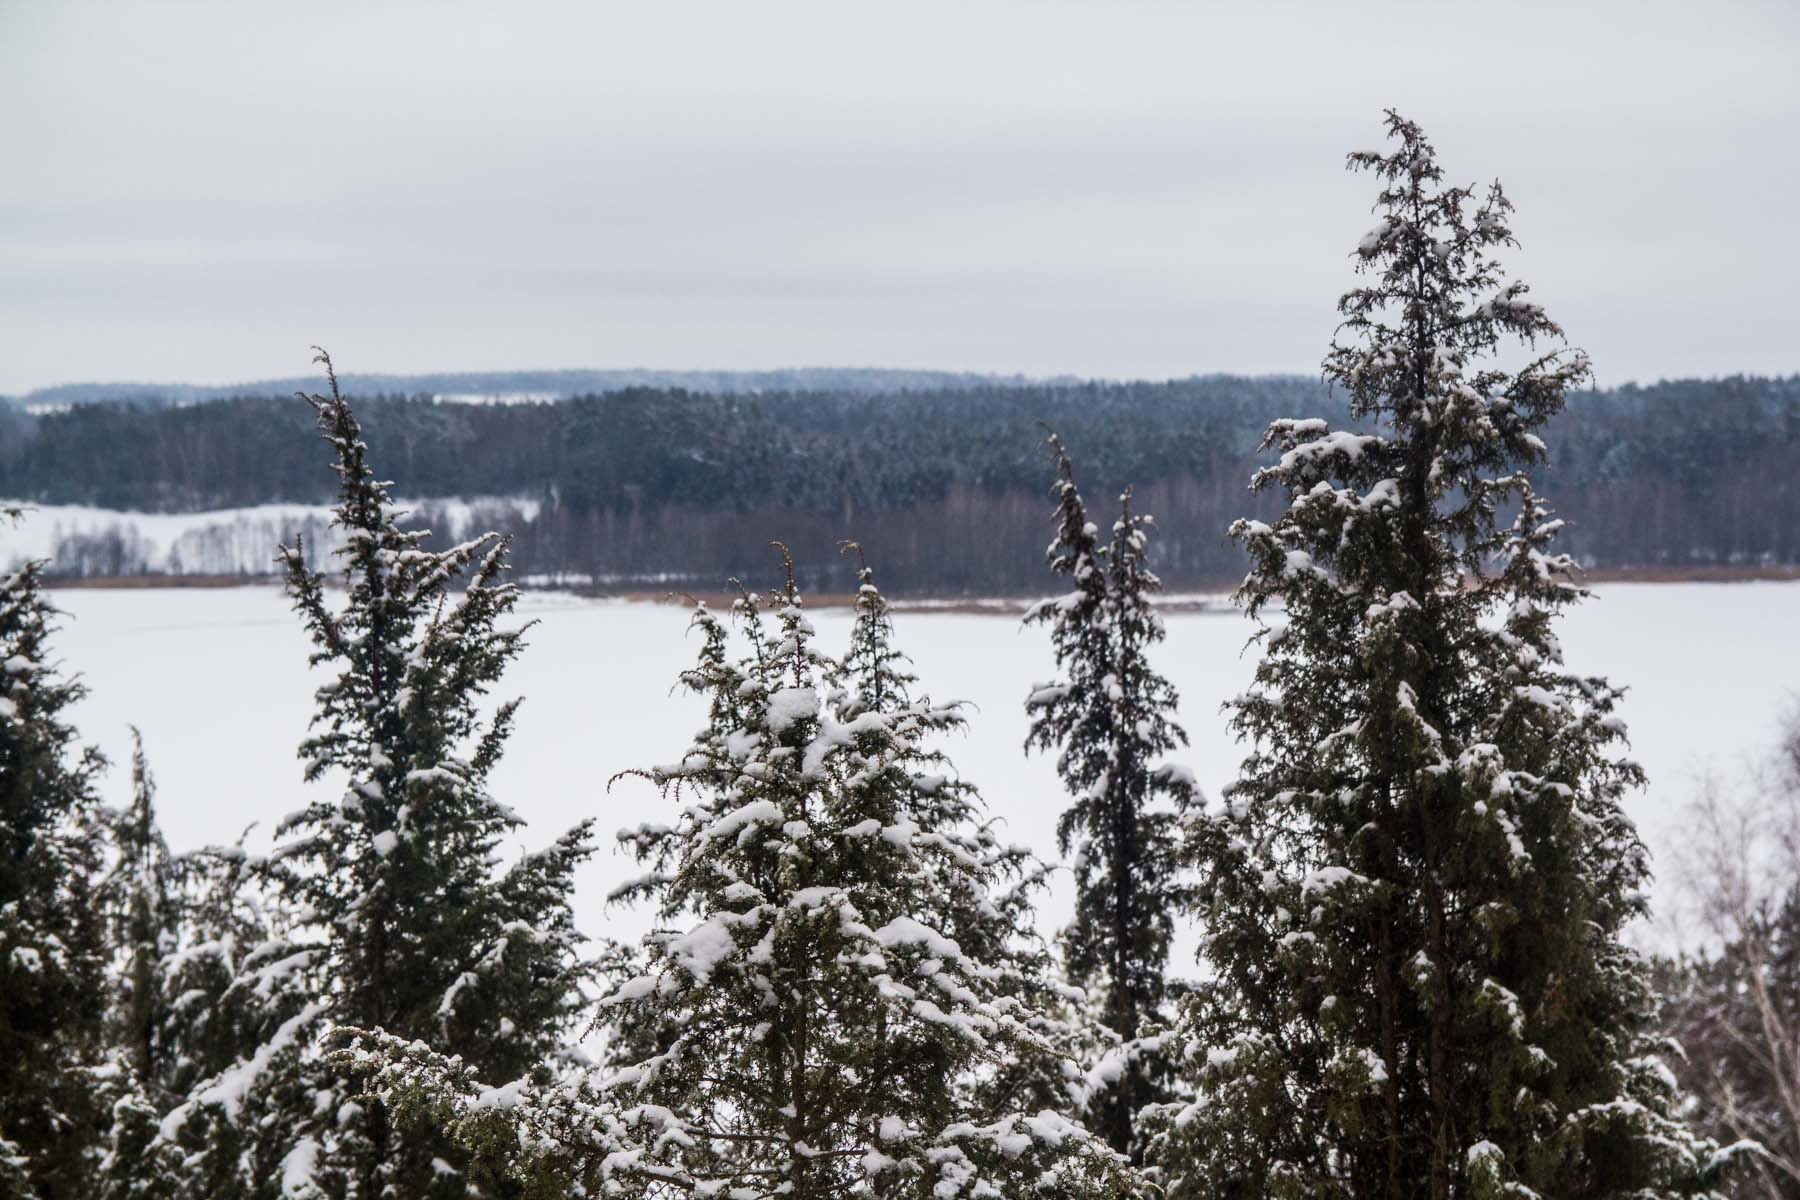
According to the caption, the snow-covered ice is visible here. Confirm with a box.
[1,499,541,577]
[44,580,1800,957]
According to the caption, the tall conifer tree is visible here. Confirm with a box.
[102,734,176,1103]
[1024,438,1195,1158]
[156,353,595,1199]
[347,550,1138,1198]
[584,555,1124,1195]
[1148,112,1733,1199]
[95,732,185,1200]
[0,507,109,1199]
[96,738,290,1200]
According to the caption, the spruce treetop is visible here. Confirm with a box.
[267,350,592,1066]
[348,550,1138,1199]
[1242,109,1591,629]
[152,352,594,1200]
[280,348,526,808]
[1152,112,1732,1200]
[100,730,177,1094]
[838,540,917,717]
[1024,436,1196,1159]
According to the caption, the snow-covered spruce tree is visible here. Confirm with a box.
[345,549,1139,1198]
[834,542,1092,1124]
[94,732,183,1200]
[0,507,110,1199]
[1147,111,1735,1200]
[591,554,1130,1196]
[157,352,595,1199]
[1022,437,1195,1159]
[100,733,177,1105]
[95,738,296,1200]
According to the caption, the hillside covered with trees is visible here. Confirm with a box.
[1,373,1794,593]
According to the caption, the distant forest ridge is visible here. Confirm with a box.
[2,373,1796,593]
[6,366,1087,410]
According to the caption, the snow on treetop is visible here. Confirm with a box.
[765,685,819,733]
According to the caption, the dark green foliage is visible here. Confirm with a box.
[0,511,109,1199]
[343,551,1141,1198]
[0,379,1311,515]
[1023,436,1196,1158]
[4,374,1799,591]
[94,739,302,1200]
[581,556,1120,1195]
[93,733,182,1200]
[155,353,595,1199]
[1148,112,1734,1199]
[101,734,174,1097]
[277,349,595,1064]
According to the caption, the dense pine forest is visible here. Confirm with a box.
[6,112,1796,1200]
[2,372,1796,591]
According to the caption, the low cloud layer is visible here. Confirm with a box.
[2,0,1795,393]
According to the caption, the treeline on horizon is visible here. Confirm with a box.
[1,371,1795,593]
[5,365,1073,410]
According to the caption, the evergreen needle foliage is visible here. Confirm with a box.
[0,508,109,1198]
[344,547,1142,1198]
[149,352,595,1199]
[1023,436,1197,1158]
[102,732,176,1099]
[94,734,297,1200]
[1147,110,1738,1200]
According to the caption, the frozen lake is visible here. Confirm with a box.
[44,580,1800,958]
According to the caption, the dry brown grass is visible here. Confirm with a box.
[44,564,1800,607]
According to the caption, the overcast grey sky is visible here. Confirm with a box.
[2,0,1796,394]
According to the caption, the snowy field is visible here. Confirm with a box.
[1,499,541,576]
[45,581,1800,959]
